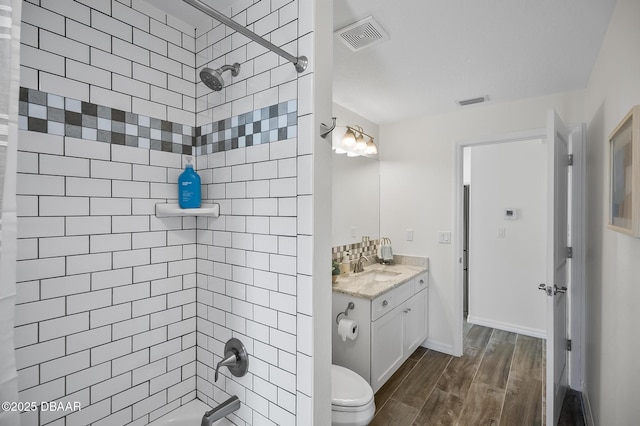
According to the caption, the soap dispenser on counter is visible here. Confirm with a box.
[340,252,351,275]
[178,157,201,209]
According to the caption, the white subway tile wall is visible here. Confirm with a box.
[16,0,314,424]
[16,131,198,426]
[21,0,196,127]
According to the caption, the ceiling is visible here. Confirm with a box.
[154,0,617,125]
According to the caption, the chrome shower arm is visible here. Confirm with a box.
[183,0,308,73]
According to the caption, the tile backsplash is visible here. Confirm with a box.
[332,238,380,263]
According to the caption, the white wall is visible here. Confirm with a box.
[583,0,640,423]
[379,90,585,353]
[467,139,546,337]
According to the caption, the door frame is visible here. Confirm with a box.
[452,126,585,389]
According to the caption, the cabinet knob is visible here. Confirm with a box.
[382,300,388,307]
[419,279,424,285]
[403,308,412,314]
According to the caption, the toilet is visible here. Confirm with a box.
[331,364,376,425]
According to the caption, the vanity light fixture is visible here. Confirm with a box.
[336,125,378,157]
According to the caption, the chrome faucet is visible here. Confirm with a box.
[201,396,241,426]
[353,255,369,273]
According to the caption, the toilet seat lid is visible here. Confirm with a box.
[331,365,374,408]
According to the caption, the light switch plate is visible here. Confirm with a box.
[438,231,451,244]
[406,229,414,241]
[497,227,506,238]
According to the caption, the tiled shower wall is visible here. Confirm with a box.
[15,1,200,425]
[16,131,198,426]
[193,1,315,424]
[15,0,315,425]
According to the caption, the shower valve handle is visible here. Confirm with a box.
[214,350,240,382]
[214,338,249,382]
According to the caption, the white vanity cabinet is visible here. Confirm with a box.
[332,271,428,393]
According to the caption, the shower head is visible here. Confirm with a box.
[200,62,241,91]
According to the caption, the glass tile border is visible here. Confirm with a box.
[18,87,298,157]
[195,100,298,156]
[332,239,380,262]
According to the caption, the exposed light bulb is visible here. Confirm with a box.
[365,137,378,155]
[355,133,366,152]
[342,129,356,147]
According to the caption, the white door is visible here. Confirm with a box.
[544,109,570,425]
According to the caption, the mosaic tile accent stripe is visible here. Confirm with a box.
[195,100,297,155]
[332,239,380,262]
[18,87,297,156]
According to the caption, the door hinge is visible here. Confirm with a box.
[567,339,572,351]
[568,154,573,166]
[566,247,573,258]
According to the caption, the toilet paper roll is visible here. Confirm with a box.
[338,318,359,342]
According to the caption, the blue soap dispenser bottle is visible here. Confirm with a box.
[178,157,201,209]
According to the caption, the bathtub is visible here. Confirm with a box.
[148,399,233,426]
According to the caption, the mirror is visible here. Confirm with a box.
[331,103,380,247]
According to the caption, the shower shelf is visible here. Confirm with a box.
[155,203,220,218]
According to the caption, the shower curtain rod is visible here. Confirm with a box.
[182,0,308,73]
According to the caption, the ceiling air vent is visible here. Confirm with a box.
[335,16,390,52]
[457,96,489,107]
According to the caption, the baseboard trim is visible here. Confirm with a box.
[422,338,454,356]
[582,383,595,426]
[466,316,546,339]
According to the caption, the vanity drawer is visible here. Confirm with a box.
[414,273,428,293]
[371,280,414,321]
[371,292,395,321]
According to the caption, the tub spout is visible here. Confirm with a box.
[201,396,240,426]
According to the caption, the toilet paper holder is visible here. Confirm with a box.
[336,302,355,324]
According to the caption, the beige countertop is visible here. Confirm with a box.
[332,262,427,300]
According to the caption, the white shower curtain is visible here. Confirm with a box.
[0,1,21,425]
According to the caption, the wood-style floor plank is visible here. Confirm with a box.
[490,329,518,344]
[500,373,543,426]
[511,335,544,379]
[409,345,428,361]
[374,358,417,410]
[436,344,483,399]
[412,387,464,426]
[370,398,419,426]
[464,324,493,349]
[390,350,452,409]
[474,331,517,390]
[457,382,505,426]
[369,324,583,426]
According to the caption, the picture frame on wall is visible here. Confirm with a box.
[608,105,640,237]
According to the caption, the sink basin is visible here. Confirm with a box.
[358,270,400,282]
